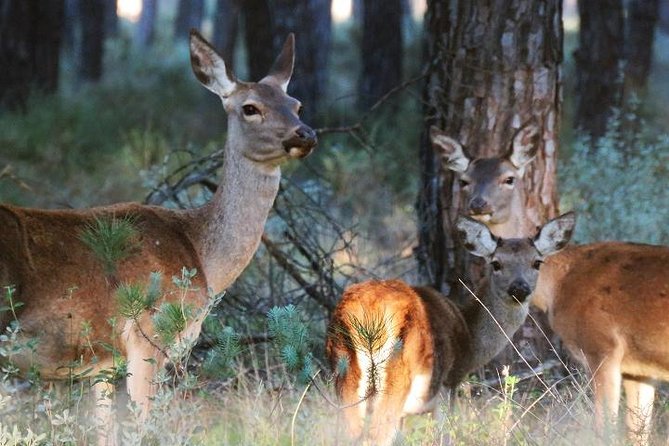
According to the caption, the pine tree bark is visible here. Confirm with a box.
[0,0,65,111]
[359,0,403,109]
[104,0,118,37]
[625,0,659,94]
[417,0,562,292]
[79,0,106,82]
[417,0,563,375]
[175,0,205,41]
[136,0,159,48]
[272,0,332,121]
[574,0,624,138]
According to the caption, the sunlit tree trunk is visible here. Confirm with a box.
[359,0,403,109]
[0,0,65,111]
[418,0,562,292]
[574,0,624,138]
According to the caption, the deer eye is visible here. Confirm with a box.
[504,176,515,185]
[459,179,470,188]
[491,260,502,271]
[242,104,260,116]
[532,260,543,270]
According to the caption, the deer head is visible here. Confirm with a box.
[431,125,539,226]
[189,30,317,165]
[457,211,575,304]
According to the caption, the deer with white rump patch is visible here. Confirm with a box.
[431,125,669,445]
[0,30,315,443]
[326,213,574,446]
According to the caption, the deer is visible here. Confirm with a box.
[325,213,575,446]
[0,30,316,442]
[431,125,669,445]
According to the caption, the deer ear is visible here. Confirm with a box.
[261,33,295,92]
[456,216,498,258]
[534,212,576,256]
[508,123,539,171]
[189,29,237,98]
[430,126,470,173]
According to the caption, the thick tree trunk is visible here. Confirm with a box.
[574,0,624,139]
[213,0,241,69]
[0,0,65,111]
[660,0,669,34]
[175,0,205,41]
[625,0,659,94]
[359,0,403,109]
[417,0,563,371]
[240,0,274,81]
[272,0,332,121]
[79,0,106,82]
[136,0,159,48]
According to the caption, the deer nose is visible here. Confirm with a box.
[507,280,532,302]
[469,197,490,215]
[283,125,318,156]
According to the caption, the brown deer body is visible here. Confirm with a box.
[326,214,574,445]
[0,30,316,437]
[431,126,669,445]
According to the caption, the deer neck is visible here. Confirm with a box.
[193,128,281,295]
[487,187,534,239]
[459,288,529,373]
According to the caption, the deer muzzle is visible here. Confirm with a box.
[507,279,532,303]
[283,125,317,158]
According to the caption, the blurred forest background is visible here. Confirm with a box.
[0,0,669,443]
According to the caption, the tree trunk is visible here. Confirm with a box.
[213,0,241,69]
[660,0,669,34]
[574,0,624,139]
[0,0,65,111]
[625,0,659,94]
[79,0,106,82]
[359,0,403,110]
[104,0,118,38]
[272,0,332,122]
[417,0,562,372]
[136,0,159,48]
[240,0,274,81]
[175,0,205,41]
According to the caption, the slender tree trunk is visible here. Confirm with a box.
[574,0,624,139]
[136,0,159,48]
[175,0,205,41]
[272,0,332,121]
[0,0,65,111]
[79,0,106,82]
[213,0,241,69]
[241,0,274,81]
[104,0,118,37]
[625,0,659,94]
[359,0,403,109]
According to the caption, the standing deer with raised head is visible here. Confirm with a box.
[326,213,574,446]
[431,126,669,445]
[0,30,316,441]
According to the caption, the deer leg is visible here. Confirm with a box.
[124,336,159,420]
[588,353,623,441]
[623,378,655,446]
[92,381,116,446]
